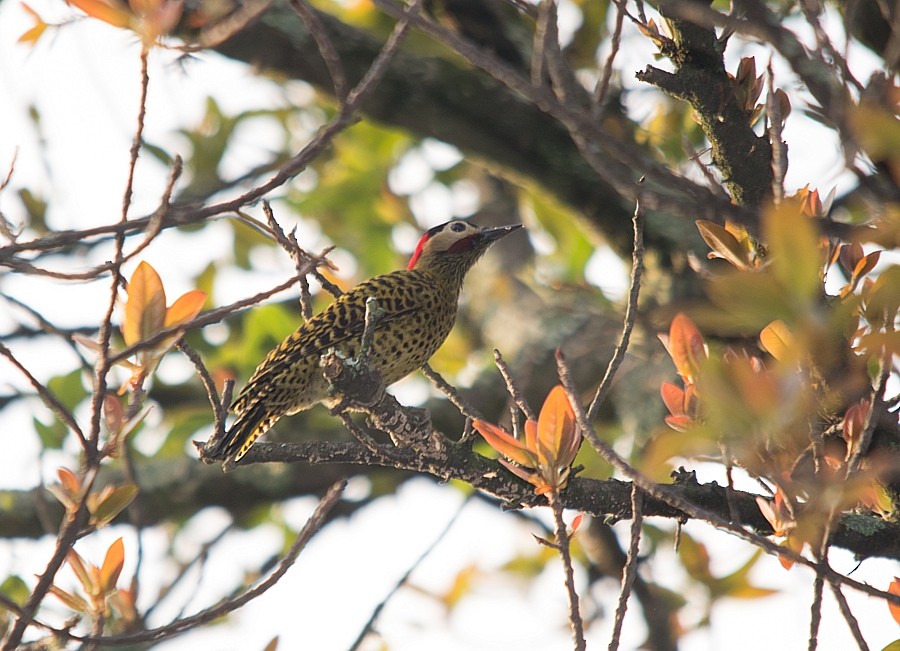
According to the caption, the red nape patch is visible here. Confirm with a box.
[407,232,431,269]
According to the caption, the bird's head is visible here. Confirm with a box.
[407,220,523,278]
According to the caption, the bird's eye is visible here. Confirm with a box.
[450,222,466,233]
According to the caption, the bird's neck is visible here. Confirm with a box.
[412,255,477,294]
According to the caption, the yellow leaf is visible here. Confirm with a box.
[164,289,206,328]
[122,261,166,346]
[759,320,793,361]
[48,584,89,613]
[17,22,46,45]
[99,538,125,594]
[18,2,49,46]
[66,550,92,592]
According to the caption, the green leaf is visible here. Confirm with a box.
[0,576,30,604]
[712,549,777,599]
[763,202,821,307]
[47,369,88,412]
[522,185,594,285]
[33,416,67,449]
[91,484,139,528]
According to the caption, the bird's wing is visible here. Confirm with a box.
[231,274,427,411]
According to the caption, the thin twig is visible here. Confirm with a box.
[77,479,347,646]
[261,201,316,320]
[531,0,552,88]
[144,523,235,621]
[0,343,86,445]
[586,194,644,422]
[548,492,586,651]
[288,0,348,102]
[608,484,643,651]
[827,579,870,651]
[337,412,384,454]
[592,0,626,120]
[846,326,893,476]
[766,59,787,204]
[348,496,471,651]
[421,364,483,421]
[493,349,535,421]
[808,569,824,651]
[177,340,229,432]
[344,0,422,111]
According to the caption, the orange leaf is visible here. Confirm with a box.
[103,394,124,436]
[536,385,577,467]
[569,513,584,534]
[66,0,131,27]
[99,538,125,594]
[660,382,685,416]
[889,578,900,625]
[473,419,537,468]
[122,262,166,346]
[667,313,706,383]
[57,467,81,495]
[164,289,206,328]
[842,400,870,457]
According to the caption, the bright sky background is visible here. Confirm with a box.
[0,1,898,649]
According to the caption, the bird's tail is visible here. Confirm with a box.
[207,400,278,468]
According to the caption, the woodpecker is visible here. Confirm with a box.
[208,219,523,467]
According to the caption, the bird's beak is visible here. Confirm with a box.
[480,224,524,242]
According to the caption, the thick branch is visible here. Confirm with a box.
[637,0,774,210]
[238,441,900,561]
